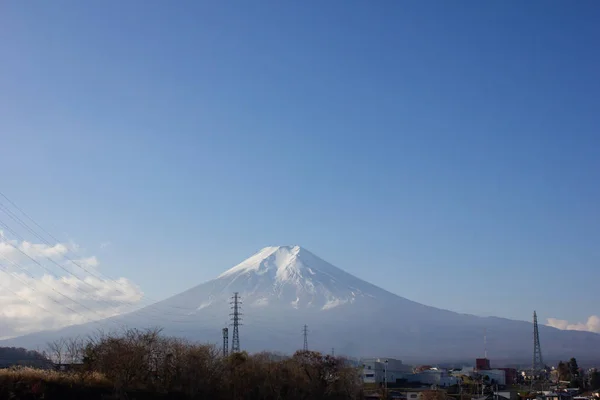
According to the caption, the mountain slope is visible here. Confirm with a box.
[3,245,600,364]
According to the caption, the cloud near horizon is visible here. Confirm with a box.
[0,234,144,340]
[546,315,600,333]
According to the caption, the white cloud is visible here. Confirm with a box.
[71,256,100,268]
[0,236,143,340]
[100,242,111,250]
[19,241,70,259]
[0,237,71,265]
[546,316,600,333]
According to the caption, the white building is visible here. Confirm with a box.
[451,366,476,378]
[362,358,412,384]
[406,369,459,387]
[479,369,506,386]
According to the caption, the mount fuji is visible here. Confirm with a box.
[3,245,600,364]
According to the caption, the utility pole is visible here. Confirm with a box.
[331,348,335,357]
[230,293,242,353]
[484,327,488,359]
[302,324,308,351]
[384,359,389,394]
[222,327,229,358]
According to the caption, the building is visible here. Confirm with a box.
[362,358,413,385]
[479,369,506,386]
[473,394,511,400]
[451,366,475,378]
[536,392,575,400]
[498,368,517,385]
[477,358,491,371]
[415,365,434,373]
[53,363,85,372]
[406,369,460,387]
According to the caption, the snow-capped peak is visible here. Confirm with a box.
[213,245,374,310]
[217,245,305,280]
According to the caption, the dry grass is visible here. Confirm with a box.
[0,366,111,387]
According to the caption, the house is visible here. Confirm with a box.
[53,363,85,372]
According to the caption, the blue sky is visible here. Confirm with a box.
[1,1,599,326]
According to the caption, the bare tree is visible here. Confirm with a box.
[69,326,364,400]
[64,336,85,364]
[46,337,66,364]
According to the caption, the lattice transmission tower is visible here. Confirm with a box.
[230,293,242,353]
[222,327,229,358]
[532,310,544,373]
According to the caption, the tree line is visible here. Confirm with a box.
[43,327,364,400]
[0,347,45,361]
[0,346,48,367]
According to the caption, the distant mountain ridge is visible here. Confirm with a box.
[3,245,600,364]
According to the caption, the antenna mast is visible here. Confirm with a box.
[302,324,308,351]
[484,328,487,359]
[222,327,229,357]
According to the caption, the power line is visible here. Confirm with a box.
[0,255,122,328]
[0,208,245,326]
[0,192,195,311]
[0,250,203,327]
[1,261,201,342]
[0,202,125,299]
[0,222,139,316]
[0,269,64,318]
[0,201,206,325]
[230,293,242,353]
[0,266,115,329]
[0,269,73,341]
[0,219,126,308]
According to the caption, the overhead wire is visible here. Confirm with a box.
[0,267,110,330]
[0,191,195,312]
[0,227,202,325]
[0,215,218,328]
[0,219,194,329]
[0,191,282,337]
[0,258,121,328]
[0,220,142,319]
[0,201,211,328]
[0,257,199,334]
[0,266,199,341]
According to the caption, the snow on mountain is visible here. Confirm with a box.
[3,245,600,364]
[210,245,378,310]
